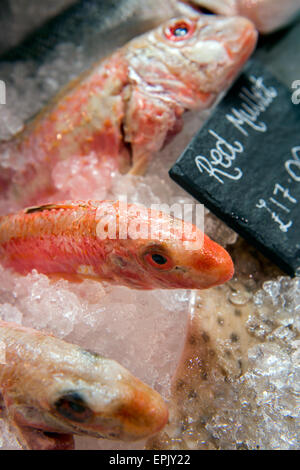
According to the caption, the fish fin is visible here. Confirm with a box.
[128,155,149,176]
[48,273,84,284]
[24,202,89,214]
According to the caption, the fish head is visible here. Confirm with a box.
[47,354,169,442]
[8,344,168,448]
[139,238,234,290]
[104,204,234,289]
[126,14,257,110]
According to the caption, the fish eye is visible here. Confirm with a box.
[54,392,93,423]
[152,254,167,265]
[143,251,173,270]
[164,19,196,41]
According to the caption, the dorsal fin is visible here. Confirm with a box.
[24,203,88,214]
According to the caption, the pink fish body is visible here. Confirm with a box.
[179,0,300,33]
[1,14,257,206]
[0,200,234,289]
[0,320,168,450]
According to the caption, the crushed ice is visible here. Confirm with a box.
[221,276,299,450]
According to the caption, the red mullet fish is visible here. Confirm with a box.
[0,320,168,450]
[0,200,234,289]
[0,14,257,207]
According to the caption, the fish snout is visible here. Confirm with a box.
[189,235,234,289]
[114,381,169,441]
[221,16,258,64]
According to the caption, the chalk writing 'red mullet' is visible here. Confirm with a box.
[226,76,278,136]
[195,76,278,184]
[195,130,244,184]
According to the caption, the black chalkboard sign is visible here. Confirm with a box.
[170,59,300,276]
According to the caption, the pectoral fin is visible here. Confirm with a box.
[128,155,149,176]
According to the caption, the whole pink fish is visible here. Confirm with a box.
[178,0,300,33]
[0,14,257,207]
[0,320,168,450]
[0,200,234,289]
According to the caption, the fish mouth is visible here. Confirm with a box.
[16,425,75,450]
[215,16,257,86]
[236,19,258,60]
[224,17,258,64]
[187,236,235,289]
[42,431,75,450]
[18,416,123,448]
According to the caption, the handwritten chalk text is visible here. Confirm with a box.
[292,80,300,105]
[255,146,299,233]
[195,130,244,184]
[226,75,277,136]
[195,76,278,184]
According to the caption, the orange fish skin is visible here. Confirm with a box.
[0,320,169,450]
[1,14,257,205]
[0,200,234,290]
